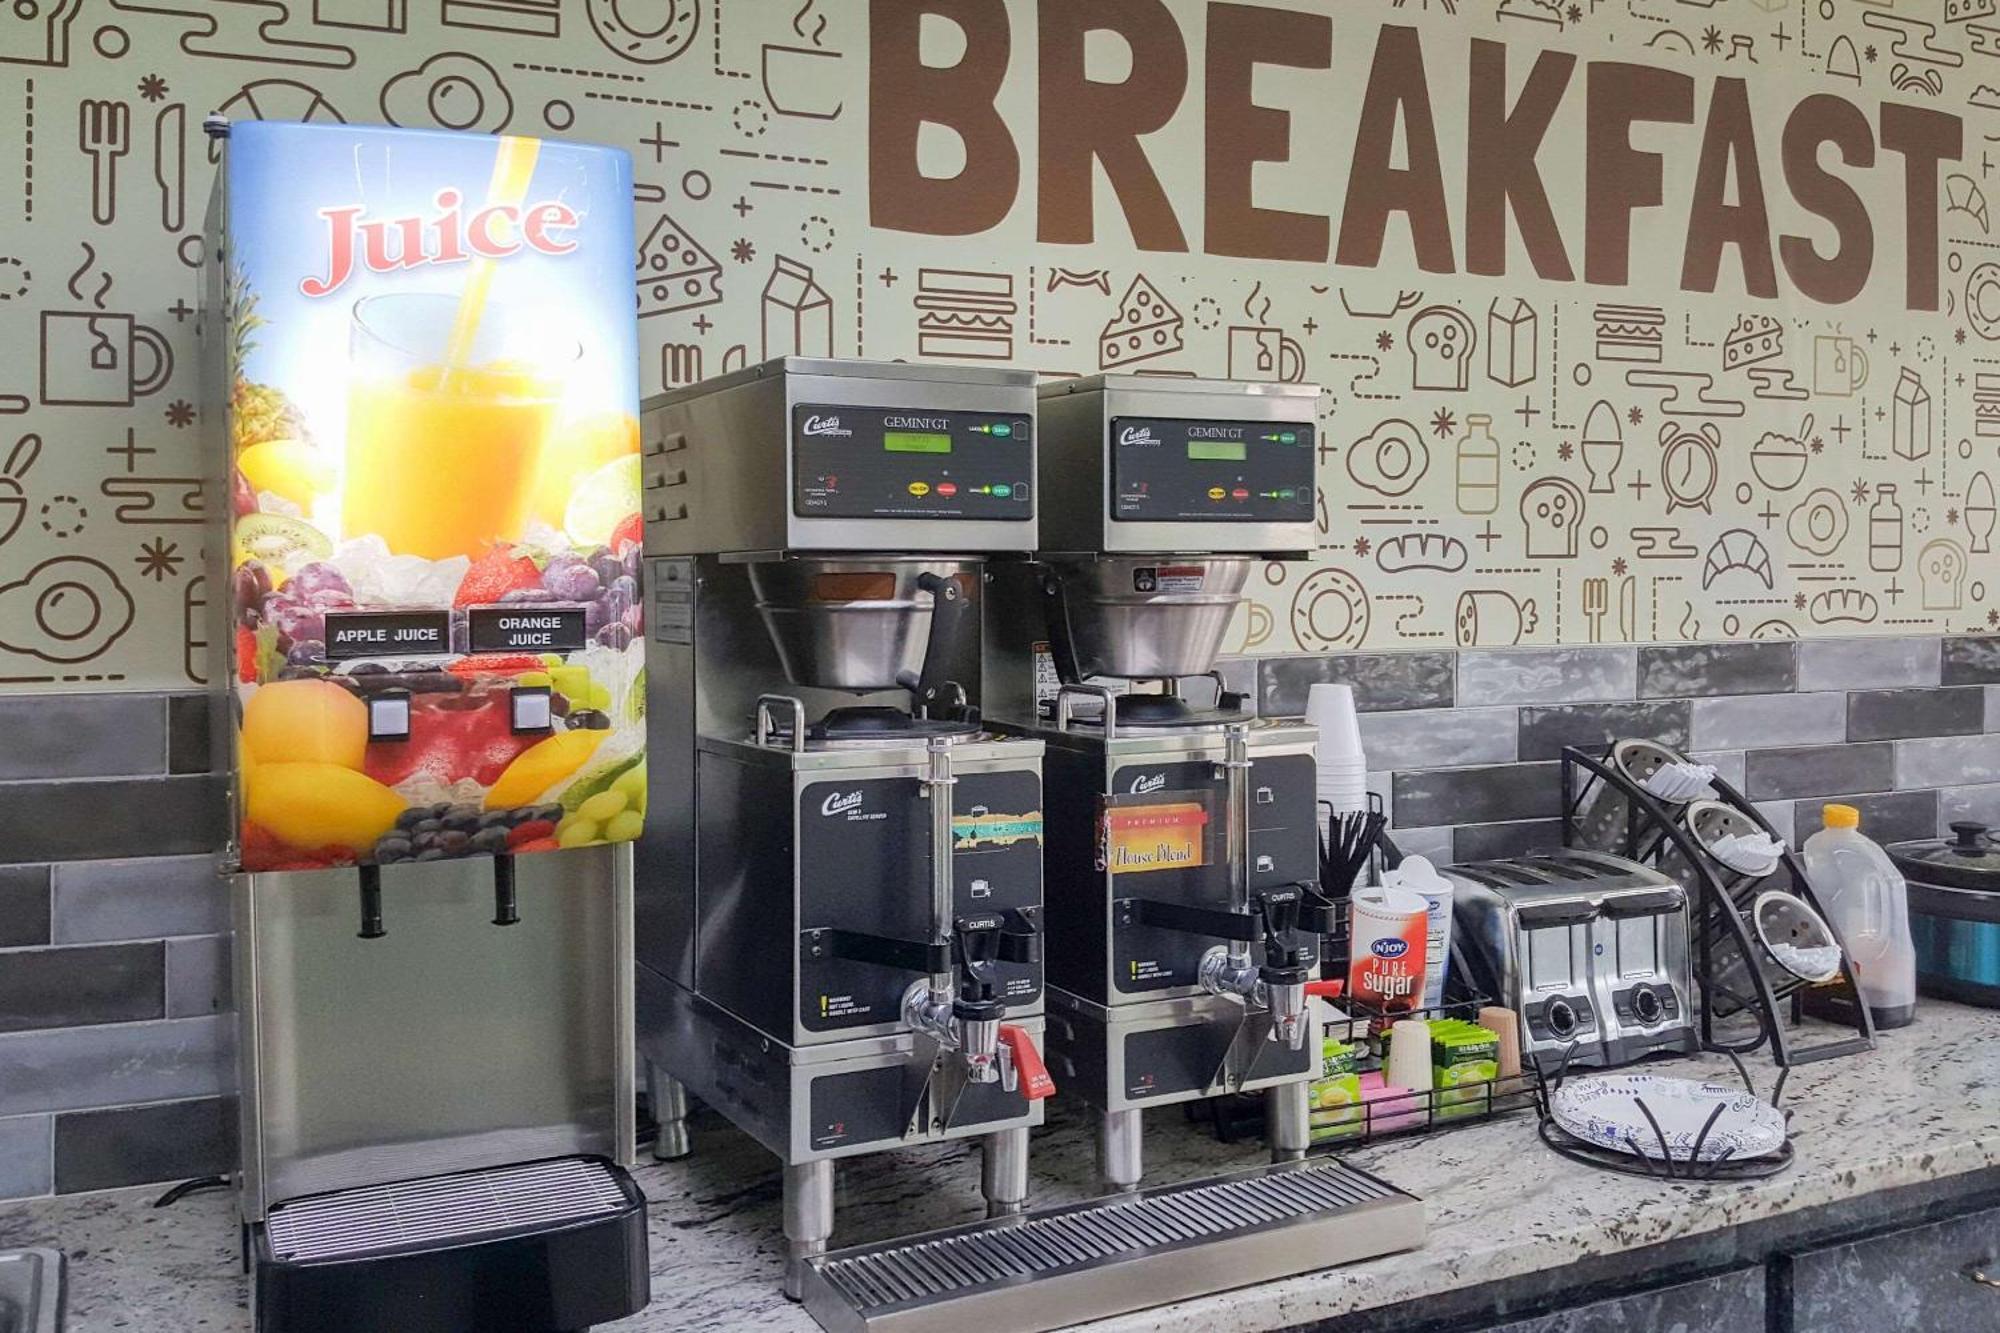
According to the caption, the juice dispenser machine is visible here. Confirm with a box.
[206,120,649,1330]
[635,358,1054,1296]
[986,375,1330,1190]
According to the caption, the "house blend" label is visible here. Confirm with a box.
[468,607,587,654]
[324,611,451,660]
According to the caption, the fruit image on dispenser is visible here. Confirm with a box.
[216,121,643,872]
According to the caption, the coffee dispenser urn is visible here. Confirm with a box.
[986,376,1330,1190]
[636,359,1053,1296]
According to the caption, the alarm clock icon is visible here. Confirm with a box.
[1659,422,1721,516]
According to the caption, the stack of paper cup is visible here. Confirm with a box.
[1307,683,1369,814]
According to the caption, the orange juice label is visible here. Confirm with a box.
[1101,802,1208,874]
[1346,911,1427,1012]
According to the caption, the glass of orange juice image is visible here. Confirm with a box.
[342,293,578,561]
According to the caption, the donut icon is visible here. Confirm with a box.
[0,556,135,663]
[588,0,701,65]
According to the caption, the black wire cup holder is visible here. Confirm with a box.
[1559,741,1874,1068]
[1533,1041,1797,1181]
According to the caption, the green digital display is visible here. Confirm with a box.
[885,431,953,454]
[1188,439,1248,462]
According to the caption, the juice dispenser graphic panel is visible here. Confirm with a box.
[218,122,644,873]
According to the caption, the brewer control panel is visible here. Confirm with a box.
[1110,417,1314,524]
[793,403,1034,520]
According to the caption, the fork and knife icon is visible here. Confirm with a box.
[78,99,131,226]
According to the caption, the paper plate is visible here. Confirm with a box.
[1549,1074,1787,1162]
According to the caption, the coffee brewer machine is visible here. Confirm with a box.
[208,121,648,1329]
[987,375,1327,1190]
[636,359,1053,1295]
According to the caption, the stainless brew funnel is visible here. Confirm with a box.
[749,558,974,698]
[1042,555,1251,682]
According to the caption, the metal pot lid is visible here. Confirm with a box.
[1887,821,2000,889]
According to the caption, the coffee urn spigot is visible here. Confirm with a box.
[1195,887,1326,1051]
[1257,890,1314,1051]
[903,912,1046,1091]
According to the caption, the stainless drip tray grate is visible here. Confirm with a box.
[800,1159,1424,1332]
[265,1157,631,1262]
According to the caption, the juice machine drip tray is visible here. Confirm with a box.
[798,1158,1424,1333]
[255,1156,648,1332]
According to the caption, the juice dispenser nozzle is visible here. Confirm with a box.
[358,865,385,940]
[492,854,520,927]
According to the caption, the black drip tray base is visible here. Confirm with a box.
[254,1156,649,1333]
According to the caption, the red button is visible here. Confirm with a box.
[1231,487,1250,500]
[937,481,958,497]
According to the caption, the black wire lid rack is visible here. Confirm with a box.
[1559,741,1873,1068]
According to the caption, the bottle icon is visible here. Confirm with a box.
[1456,414,1500,515]
[1869,483,1904,573]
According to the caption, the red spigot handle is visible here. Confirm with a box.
[999,1024,1056,1101]
[1305,979,1345,1000]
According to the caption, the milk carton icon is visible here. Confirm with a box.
[1892,368,1932,462]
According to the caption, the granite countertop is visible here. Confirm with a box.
[5,1002,1997,1332]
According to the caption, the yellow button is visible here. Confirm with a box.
[908,481,931,497]
[1207,487,1227,500]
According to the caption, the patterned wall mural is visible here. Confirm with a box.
[0,0,1996,694]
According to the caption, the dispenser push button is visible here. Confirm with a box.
[366,689,412,742]
[510,686,554,735]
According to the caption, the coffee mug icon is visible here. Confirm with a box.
[1813,335,1868,397]
[1227,326,1304,383]
[39,312,173,407]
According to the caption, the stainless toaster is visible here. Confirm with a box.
[1445,850,1697,1072]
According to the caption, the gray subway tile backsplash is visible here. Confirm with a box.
[165,693,213,776]
[1743,742,1896,801]
[1517,700,1690,761]
[1639,642,1797,698]
[0,774,226,864]
[53,1095,235,1195]
[1357,706,1517,770]
[0,866,50,949]
[0,1115,51,1200]
[1394,761,1562,828]
[1452,819,1566,861]
[5,640,2000,1201]
[1258,651,1454,716]
[1894,734,2000,791]
[1797,637,1940,691]
[0,943,165,1034]
[1690,693,1847,750]
[1456,646,1636,706]
[1689,751,1747,795]
[1792,790,1939,846]
[1937,783,2000,832]
[1942,636,2000,685]
[1846,687,1986,742]
[165,935,231,1019]
[0,1015,232,1118]
[51,854,226,945]
[0,695,165,782]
